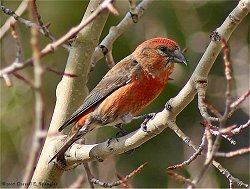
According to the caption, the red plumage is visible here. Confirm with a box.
[49,37,187,163]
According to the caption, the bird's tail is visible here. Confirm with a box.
[48,128,81,164]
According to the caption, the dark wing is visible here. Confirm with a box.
[58,55,139,132]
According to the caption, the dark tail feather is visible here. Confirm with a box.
[48,133,78,164]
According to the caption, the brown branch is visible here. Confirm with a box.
[166,170,195,188]
[91,0,153,69]
[229,90,250,117]
[203,100,222,118]
[45,66,77,78]
[10,23,22,63]
[13,73,34,87]
[0,2,69,49]
[212,161,248,188]
[2,22,23,88]
[221,38,233,119]
[166,129,206,171]
[83,163,95,189]
[191,37,248,188]
[201,121,236,145]
[216,147,250,158]
[90,163,147,188]
[116,173,133,188]
[230,120,250,135]
[2,73,12,87]
[205,127,213,163]
[22,0,45,185]
[0,0,114,79]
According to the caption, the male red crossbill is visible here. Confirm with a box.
[49,37,187,163]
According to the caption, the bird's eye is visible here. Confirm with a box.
[159,46,168,52]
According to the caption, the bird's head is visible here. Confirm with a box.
[132,37,188,77]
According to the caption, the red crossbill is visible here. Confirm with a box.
[49,37,187,163]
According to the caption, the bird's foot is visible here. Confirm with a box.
[165,99,173,111]
[107,126,129,146]
[140,113,156,133]
[52,157,80,171]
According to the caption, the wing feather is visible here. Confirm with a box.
[58,55,138,132]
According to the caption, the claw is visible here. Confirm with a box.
[140,113,156,133]
[165,100,173,111]
[107,125,128,146]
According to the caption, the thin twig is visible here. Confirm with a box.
[2,74,12,87]
[191,38,248,188]
[0,0,28,39]
[212,161,248,188]
[116,173,133,188]
[0,2,68,49]
[0,0,116,79]
[205,127,213,163]
[216,147,250,158]
[229,90,250,117]
[230,120,250,135]
[203,100,222,118]
[2,22,23,88]
[166,170,195,188]
[221,38,233,119]
[90,163,147,188]
[166,129,206,170]
[91,0,153,69]
[10,23,22,63]
[22,1,45,185]
[83,163,95,189]
[45,66,77,78]
[201,121,236,145]
[13,73,34,87]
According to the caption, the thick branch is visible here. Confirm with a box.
[54,0,249,165]
[91,0,153,68]
[31,1,110,187]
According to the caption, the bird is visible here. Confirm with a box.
[49,37,188,163]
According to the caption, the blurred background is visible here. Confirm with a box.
[1,0,249,188]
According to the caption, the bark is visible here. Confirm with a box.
[31,1,109,187]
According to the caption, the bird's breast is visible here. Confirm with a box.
[96,69,171,121]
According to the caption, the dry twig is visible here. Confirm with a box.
[0,0,115,79]
[0,0,28,39]
[22,0,45,185]
[216,147,250,158]
[166,129,206,171]
[166,170,195,188]
[91,0,153,69]
[90,163,147,188]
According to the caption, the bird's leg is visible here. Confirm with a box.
[107,124,128,146]
[139,113,157,132]
[115,124,129,137]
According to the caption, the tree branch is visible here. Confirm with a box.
[91,0,153,69]
[0,0,28,39]
[54,0,249,166]
[30,1,111,186]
